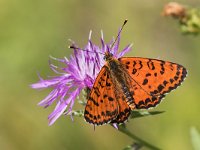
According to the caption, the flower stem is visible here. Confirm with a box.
[118,125,161,150]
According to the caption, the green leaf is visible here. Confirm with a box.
[130,110,165,119]
[190,127,200,150]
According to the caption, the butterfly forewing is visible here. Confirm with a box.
[84,66,119,125]
[119,57,187,109]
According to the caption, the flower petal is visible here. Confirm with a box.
[117,43,133,58]
[48,88,81,125]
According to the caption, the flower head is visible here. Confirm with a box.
[31,30,132,125]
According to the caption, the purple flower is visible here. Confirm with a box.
[31,30,132,125]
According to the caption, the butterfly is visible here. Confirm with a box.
[84,50,187,125]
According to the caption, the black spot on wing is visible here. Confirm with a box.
[147,59,155,70]
[142,78,148,85]
[158,84,164,92]
[108,97,114,101]
[146,73,151,77]
[88,97,99,106]
[145,98,151,104]
[132,69,137,74]
[170,78,174,83]
[163,80,168,86]
[160,61,165,75]
[103,94,108,98]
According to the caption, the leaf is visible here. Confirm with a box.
[190,126,200,150]
[70,110,165,119]
[130,110,165,119]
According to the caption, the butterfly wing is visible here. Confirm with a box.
[119,57,187,109]
[84,66,119,125]
[111,93,132,124]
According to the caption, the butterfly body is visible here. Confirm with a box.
[104,52,136,110]
[84,51,187,125]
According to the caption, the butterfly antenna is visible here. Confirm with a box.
[69,45,104,55]
[110,19,128,49]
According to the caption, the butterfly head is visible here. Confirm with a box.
[104,51,114,61]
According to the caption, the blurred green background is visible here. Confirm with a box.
[0,0,200,149]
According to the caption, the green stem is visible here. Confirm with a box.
[118,125,161,150]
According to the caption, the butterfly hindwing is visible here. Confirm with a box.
[84,66,119,125]
[111,93,132,124]
[119,57,187,109]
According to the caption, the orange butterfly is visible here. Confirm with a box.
[84,21,187,126]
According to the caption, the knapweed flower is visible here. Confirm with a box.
[31,30,132,125]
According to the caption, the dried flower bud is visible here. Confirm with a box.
[162,2,186,18]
